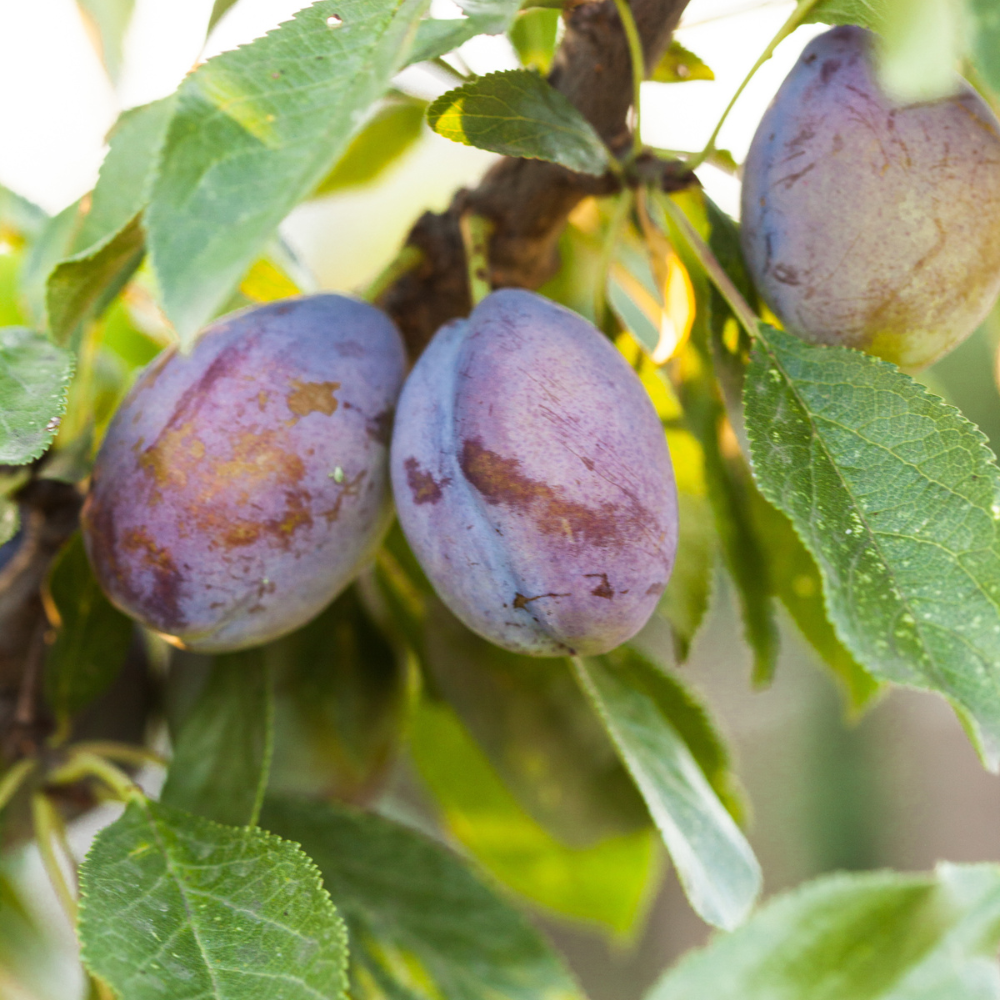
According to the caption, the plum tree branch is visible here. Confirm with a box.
[378,0,694,358]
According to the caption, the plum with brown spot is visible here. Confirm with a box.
[390,289,678,656]
[741,25,1000,369]
[82,295,406,652]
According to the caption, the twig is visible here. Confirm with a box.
[612,0,647,155]
[686,0,822,170]
[32,793,77,925]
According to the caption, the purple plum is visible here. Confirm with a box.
[390,289,678,657]
[741,25,1000,369]
[82,295,406,653]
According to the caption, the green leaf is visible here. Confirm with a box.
[268,586,407,803]
[21,201,86,325]
[78,797,348,999]
[748,486,882,712]
[207,0,241,33]
[573,652,761,929]
[427,69,612,175]
[656,191,779,684]
[801,0,890,31]
[745,323,1000,768]
[407,0,522,65]
[0,327,74,465]
[79,98,178,253]
[0,184,47,243]
[148,0,429,343]
[313,96,427,197]
[618,647,747,825]
[422,600,648,846]
[44,532,133,717]
[879,0,965,102]
[46,217,145,346]
[46,97,177,344]
[260,797,584,1000]
[967,0,1000,97]
[803,0,961,101]
[452,0,522,27]
[702,440,780,686]
[411,696,659,935]
[647,863,1000,1000]
[407,18,483,65]
[659,491,716,663]
[650,41,714,83]
[161,649,274,828]
[76,0,136,82]
[510,8,560,74]
[607,238,667,356]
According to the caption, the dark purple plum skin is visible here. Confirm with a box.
[391,289,678,657]
[82,295,406,653]
[741,26,1000,369]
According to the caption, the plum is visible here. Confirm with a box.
[390,289,678,657]
[82,295,406,653]
[741,25,1000,369]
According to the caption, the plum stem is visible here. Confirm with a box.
[686,0,823,171]
[361,244,424,303]
[0,758,36,815]
[31,792,78,925]
[612,0,646,156]
[659,193,760,339]
[460,212,494,307]
[48,749,143,804]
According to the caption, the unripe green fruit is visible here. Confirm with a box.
[741,25,1000,369]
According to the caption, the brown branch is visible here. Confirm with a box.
[0,478,81,760]
[379,0,693,357]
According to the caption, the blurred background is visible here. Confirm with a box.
[1,1,998,998]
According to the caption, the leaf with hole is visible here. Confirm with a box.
[148,0,429,342]
[651,41,714,83]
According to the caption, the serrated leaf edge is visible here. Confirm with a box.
[746,325,1000,766]
[78,797,350,998]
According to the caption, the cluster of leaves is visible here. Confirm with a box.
[4,0,1000,997]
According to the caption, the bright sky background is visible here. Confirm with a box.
[0,0,827,290]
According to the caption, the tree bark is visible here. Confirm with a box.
[378,0,693,358]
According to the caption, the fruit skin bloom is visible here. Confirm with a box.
[741,25,1000,370]
[391,288,678,657]
[82,295,406,653]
